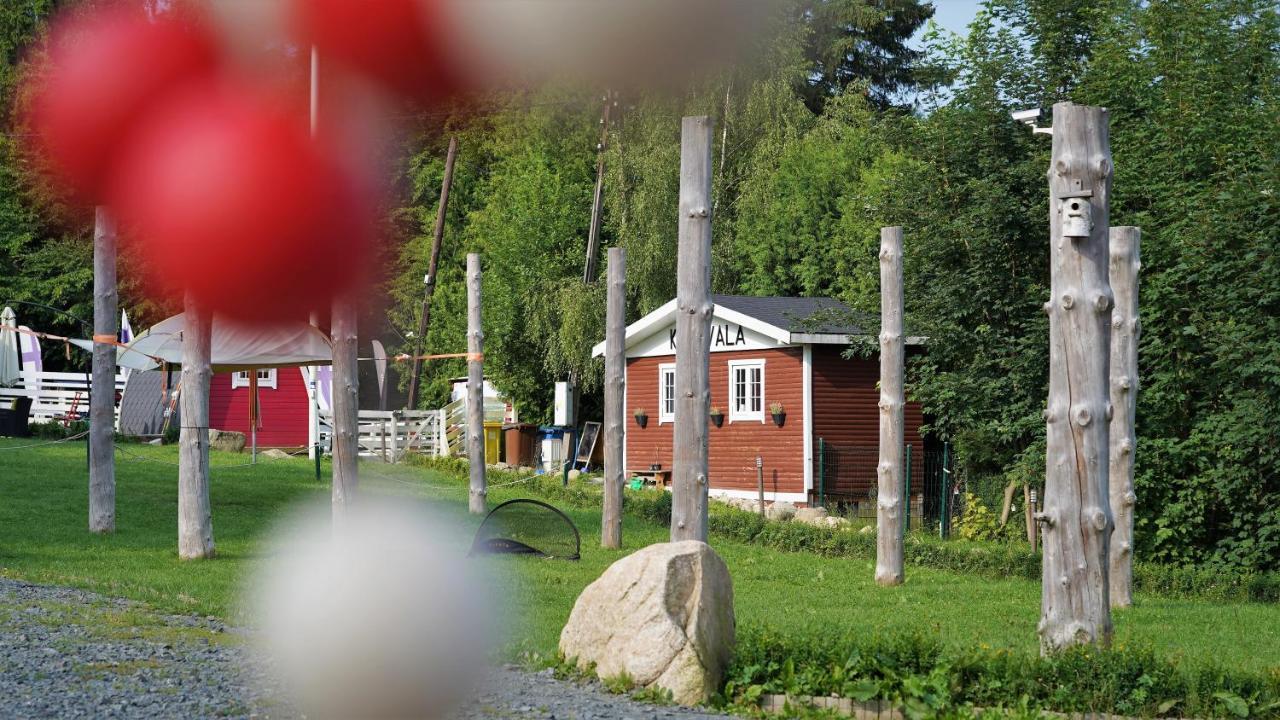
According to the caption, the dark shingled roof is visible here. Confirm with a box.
[711,295,868,336]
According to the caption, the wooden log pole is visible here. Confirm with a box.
[466,253,487,514]
[89,206,117,534]
[1108,226,1140,608]
[671,116,714,543]
[178,293,214,559]
[407,135,458,410]
[1039,102,1114,651]
[602,247,626,548]
[331,296,359,524]
[875,226,905,586]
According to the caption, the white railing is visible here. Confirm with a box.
[0,370,126,423]
[317,409,441,461]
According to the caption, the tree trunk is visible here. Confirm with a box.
[466,253,487,514]
[671,116,714,543]
[89,207,117,534]
[331,295,359,525]
[1039,102,1114,652]
[1108,226,1140,608]
[178,293,214,559]
[876,226,905,586]
[602,247,626,548]
[407,135,458,410]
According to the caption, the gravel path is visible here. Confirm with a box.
[0,579,736,720]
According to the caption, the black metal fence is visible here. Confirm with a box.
[813,439,957,536]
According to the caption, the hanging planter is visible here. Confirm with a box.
[634,409,648,429]
[769,402,786,428]
[710,406,724,428]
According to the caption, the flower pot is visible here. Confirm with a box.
[771,412,786,428]
[710,414,724,428]
[635,415,648,429]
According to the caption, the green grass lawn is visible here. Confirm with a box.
[2,438,1278,678]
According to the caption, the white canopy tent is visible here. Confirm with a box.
[70,312,332,372]
[70,313,332,460]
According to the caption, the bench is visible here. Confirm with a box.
[629,469,672,487]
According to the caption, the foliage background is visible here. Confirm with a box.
[1,0,1276,572]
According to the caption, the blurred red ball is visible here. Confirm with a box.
[27,5,220,203]
[290,0,463,103]
[109,83,377,322]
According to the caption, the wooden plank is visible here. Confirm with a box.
[671,115,714,543]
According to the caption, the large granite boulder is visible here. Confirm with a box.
[558,541,734,706]
[208,429,246,453]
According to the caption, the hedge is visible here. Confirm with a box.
[405,456,1280,604]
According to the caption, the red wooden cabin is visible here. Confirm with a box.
[593,295,928,506]
[208,368,312,448]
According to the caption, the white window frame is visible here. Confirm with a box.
[658,363,676,424]
[232,368,278,390]
[727,358,766,423]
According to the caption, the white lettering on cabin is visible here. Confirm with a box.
[669,323,747,350]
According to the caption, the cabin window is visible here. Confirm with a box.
[658,363,676,423]
[727,359,765,422]
[232,368,277,390]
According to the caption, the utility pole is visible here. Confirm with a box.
[89,206,117,534]
[582,91,615,284]
[601,247,625,548]
[1039,102,1114,652]
[875,226,905,586]
[406,135,458,409]
[670,116,714,543]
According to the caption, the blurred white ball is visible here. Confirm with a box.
[249,499,493,719]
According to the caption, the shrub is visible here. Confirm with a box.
[725,624,1280,718]
[404,455,1279,603]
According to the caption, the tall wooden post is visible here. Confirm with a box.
[876,226,905,586]
[602,247,626,548]
[89,207,117,533]
[178,293,214,559]
[1039,102,1114,651]
[466,253,486,514]
[331,295,359,524]
[1108,226,1140,608]
[407,135,458,409]
[671,115,714,543]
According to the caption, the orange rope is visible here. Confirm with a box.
[355,352,483,363]
[0,323,164,364]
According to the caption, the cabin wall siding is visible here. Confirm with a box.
[208,369,309,448]
[809,345,925,449]
[626,347,805,495]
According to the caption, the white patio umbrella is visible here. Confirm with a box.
[0,307,20,387]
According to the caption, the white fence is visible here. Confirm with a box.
[318,409,443,461]
[0,370,126,424]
